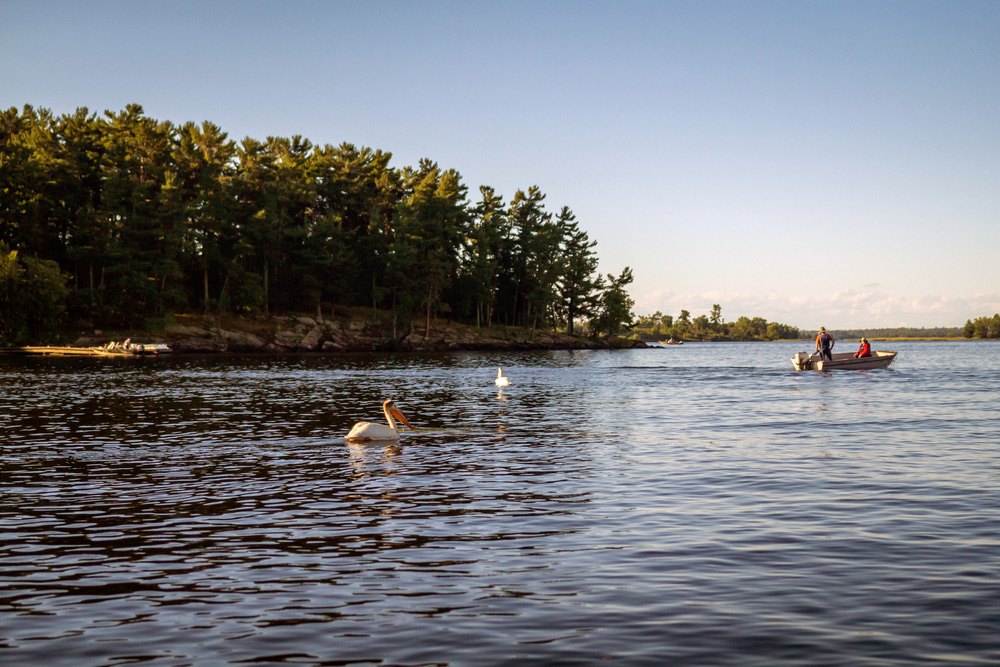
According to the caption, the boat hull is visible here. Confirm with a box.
[791,350,897,371]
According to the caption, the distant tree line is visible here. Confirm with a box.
[630,304,800,341]
[963,314,1000,339]
[826,327,963,339]
[0,104,634,345]
[630,311,975,343]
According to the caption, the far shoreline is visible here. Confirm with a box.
[645,337,972,343]
[5,310,983,355]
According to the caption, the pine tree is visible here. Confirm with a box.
[555,206,601,335]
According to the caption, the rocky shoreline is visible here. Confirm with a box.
[71,315,647,354]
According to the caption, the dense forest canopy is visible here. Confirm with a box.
[0,104,635,344]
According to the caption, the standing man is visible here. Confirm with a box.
[815,327,835,361]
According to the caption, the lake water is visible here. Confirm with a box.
[1,341,998,665]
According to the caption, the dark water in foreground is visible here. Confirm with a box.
[1,341,998,666]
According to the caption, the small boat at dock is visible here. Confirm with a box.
[7,342,171,357]
[791,350,897,371]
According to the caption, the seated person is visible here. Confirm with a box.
[855,337,871,358]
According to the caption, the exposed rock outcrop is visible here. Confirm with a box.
[76,315,648,353]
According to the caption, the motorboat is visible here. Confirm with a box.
[791,350,897,371]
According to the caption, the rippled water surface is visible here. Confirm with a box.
[2,341,998,665]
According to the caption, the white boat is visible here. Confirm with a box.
[660,339,684,345]
[791,350,897,371]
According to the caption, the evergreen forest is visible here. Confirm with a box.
[1,104,635,345]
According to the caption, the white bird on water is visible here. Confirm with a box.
[495,367,510,387]
[346,399,417,441]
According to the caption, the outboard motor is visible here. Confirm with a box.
[792,351,810,370]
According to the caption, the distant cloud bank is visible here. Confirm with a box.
[636,289,1000,330]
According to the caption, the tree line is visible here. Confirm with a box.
[963,314,1000,339]
[630,305,800,341]
[631,310,986,342]
[0,104,636,345]
[829,326,963,339]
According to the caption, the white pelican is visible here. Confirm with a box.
[495,367,510,387]
[346,399,417,441]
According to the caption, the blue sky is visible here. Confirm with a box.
[3,0,998,329]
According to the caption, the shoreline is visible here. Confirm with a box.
[5,313,980,355]
[7,314,647,355]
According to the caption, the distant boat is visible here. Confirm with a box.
[791,350,897,371]
[660,339,684,345]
